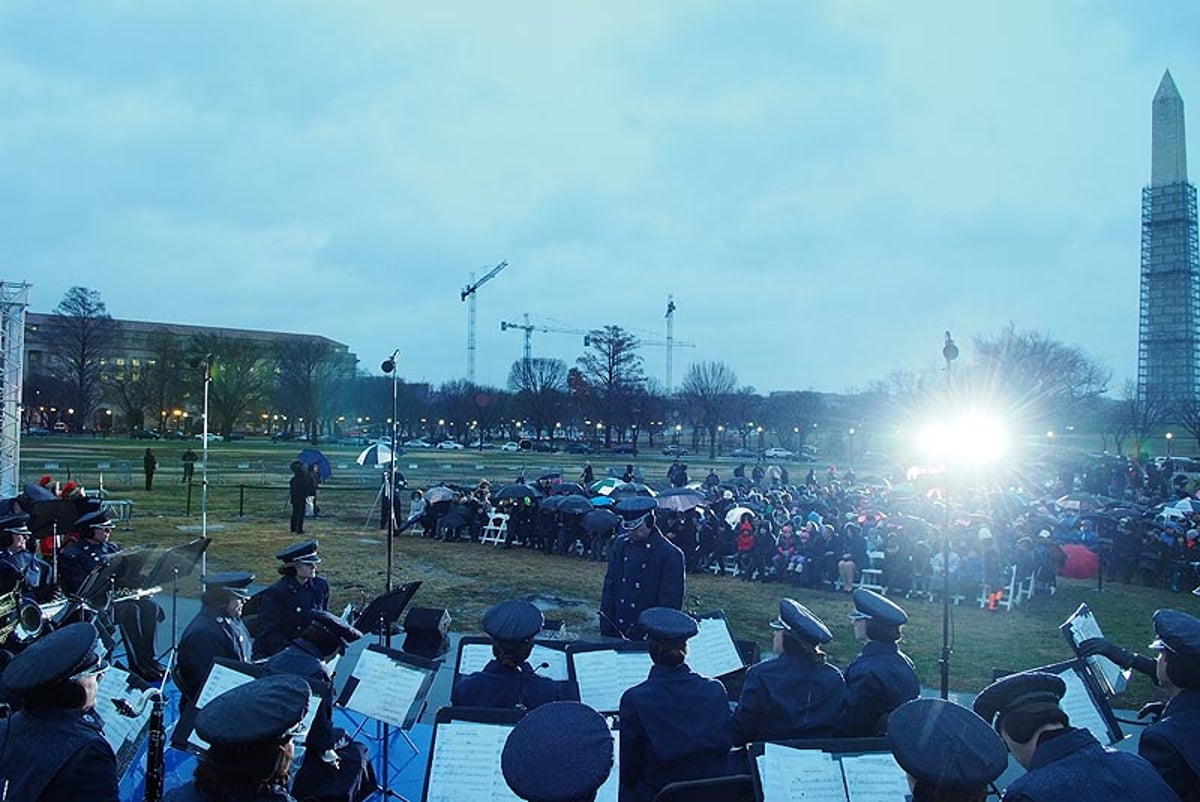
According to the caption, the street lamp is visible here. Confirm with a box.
[1166,431,1175,457]
[848,427,856,464]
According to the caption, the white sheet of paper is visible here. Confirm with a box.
[763,743,846,802]
[95,667,150,754]
[1059,667,1114,744]
[187,664,319,751]
[345,648,427,727]
[842,753,910,802]
[687,617,744,678]
[458,643,570,681]
[1064,605,1127,696]
[426,721,522,802]
[572,649,653,711]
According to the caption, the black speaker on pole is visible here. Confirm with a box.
[402,607,451,659]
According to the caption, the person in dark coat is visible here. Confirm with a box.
[839,588,920,737]
[1081,607,1200,800]
[599,497,685,640]
[288,461,313,535]
[253,540,331,660]
[452,600,564,710]
[265,611,375,802]
[618,608,732,802]
[143,448,157,491]
[732,599,846,745]
[0,622,118,802]
[58,509,165,681]
[162,674,310,802]
[175,571,255,708]
[974,670,1179,802]
[182,447,198,483]
[0,517,53,601]
[887,697,1009,802]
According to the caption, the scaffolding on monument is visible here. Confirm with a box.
[1138,182,1200,405]
[0,283,29,498]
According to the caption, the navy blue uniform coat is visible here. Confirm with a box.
[0,709,118,802]
[1141,689,1200,802]
[451,659,563,711]
[732,652,846,745]
[253,574,330,659]
[618,663,733,802]
[600,530,685,639]
[176,605,253,704]
[839,640,920,736]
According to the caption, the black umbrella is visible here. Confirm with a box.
[582,509,620,534]
[539,495,565,511]
[537,472,563,482]
[494,483,539,501]
[558,496,593,516]
[611,482,656,499]
[555,482,587,496]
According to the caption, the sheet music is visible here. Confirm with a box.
[572,650,653,711]
[458,643,570,681]
[426,721,522,802]
[762,743,846,801]
[186,663,320,751]
[1059,667,1114,745]
[1062,604,1127,696]
[95,667,150,756]
[842,753,910,802]
[345,648,428,727]
[688,616,744,678]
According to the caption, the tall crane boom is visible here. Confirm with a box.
[461,260,508,383]
[500,313,590,365]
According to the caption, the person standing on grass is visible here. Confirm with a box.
[182,447,198,483]
[289,460,312,535]
[142,448,157,491]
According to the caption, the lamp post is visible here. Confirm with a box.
[1166,431,1174,457]
[938,330,958,701]
[381,351,399,593]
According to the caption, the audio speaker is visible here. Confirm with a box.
[402,607,451,658]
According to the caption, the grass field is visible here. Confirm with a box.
[20,434,1185,705]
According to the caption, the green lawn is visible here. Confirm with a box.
[19,435,1182,706]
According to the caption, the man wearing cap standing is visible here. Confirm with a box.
[732,599,846,745]
[452,600,564,710]
[59,508,165,681]
[618,608,733,802]
[253,540,331,660]
[1080,608,1200,800]
[973,670,1178,801]
[0,622,118,801]
[599,497,685,640]
[839,588,920,736]
[175,571,256,709]
[886,697,1009,802]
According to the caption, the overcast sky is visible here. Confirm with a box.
[3,2,1198,396]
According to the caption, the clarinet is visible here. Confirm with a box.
[112,688,165,802]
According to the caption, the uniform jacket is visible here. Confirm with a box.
[253,574,330,659]
[839,640,920,737]
[1141,689,1200,802]
[618,663,732,802]
[58,539,119,595]
[599,530,685,639]
[1003,727,1180,802]
[0,547,53,597]
[732,652,846,745]
[265,639,339,753]
[451,659,563,711]
[176,605,253,704]
[0,708,118,802]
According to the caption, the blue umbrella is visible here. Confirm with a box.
[558,496,593,516]
[298,448,332,481]
[589,496,615,507]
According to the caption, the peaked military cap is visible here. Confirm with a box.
[205,571,256,599]
[887,698,1008,792]
[483,600,544,643]
[1150,608,1200,658]
[639,607,699,642]
[501,701,614,802]
[196,674,310,747]
[0,515,31,535]
[849,588,908,626]
[973,670,1065,728]
[276,539,321,564]
[614,496,657,529]
[74,508,114,530]
[769,598,832,645]
[2,622,107,695]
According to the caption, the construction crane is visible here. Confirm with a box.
[499,314,590,365]
[461,260,509,383]
[665,295,677,395]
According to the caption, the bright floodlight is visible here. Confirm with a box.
[918,413,1010,465]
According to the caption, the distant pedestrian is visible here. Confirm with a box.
[143,448,157,491]
[182,447,198,483]
[307,463,322,517]
[289,461,313,534]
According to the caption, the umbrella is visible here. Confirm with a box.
[657,488,705,513]
[590,478,623,496]
[1174,499,1200,513]
[1056,493,1103,512]
[558,496,593,516]
[299,448,333,480]
[1061,543,1100,579]
[424,486,457,504]
[590,496,615,507]
[582,509,620,534]
[21,483,55,502]
[494,483,539,501]
[726,506,757,527]
[537,472,563,482]
[728,476,753,488]
[555,482,587,496]
[540,495,565,511]
[356,443,393,468]
[611,482,656,499]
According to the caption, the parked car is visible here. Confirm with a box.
[662,444,689,457]
[52,422,68,433]
[609,443,637,455]
[195,433,224,443]
[729,447,757,458]
[404,439,433,449]
[763,447,794,459]
[531,440,556,453]
[564,442,592,454]
[130,428,161,440]
[436,440,464,450]
[500,442,521,452]
[25,426,49,436]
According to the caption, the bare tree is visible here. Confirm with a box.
[577,326,644,447]
[189,334,273,438]
[679,361,739,459]
[763,391,826,452]
[1122,380,1169,458]
[46,287,117,429]
[508,357,568,438]
[274,339,351,443]
[1174,396,1200,452]
[142,329,190,433]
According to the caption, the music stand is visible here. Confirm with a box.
[144,537,210,659]
[354,581,421,635]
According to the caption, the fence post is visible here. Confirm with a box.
[186,482,193,516]
[239,485,245,518]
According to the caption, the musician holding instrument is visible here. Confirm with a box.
[174,571,255,709]
[59,509,166,682]
[0,622,119,802]
[0,516,53,601]
[252,540,330,660]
